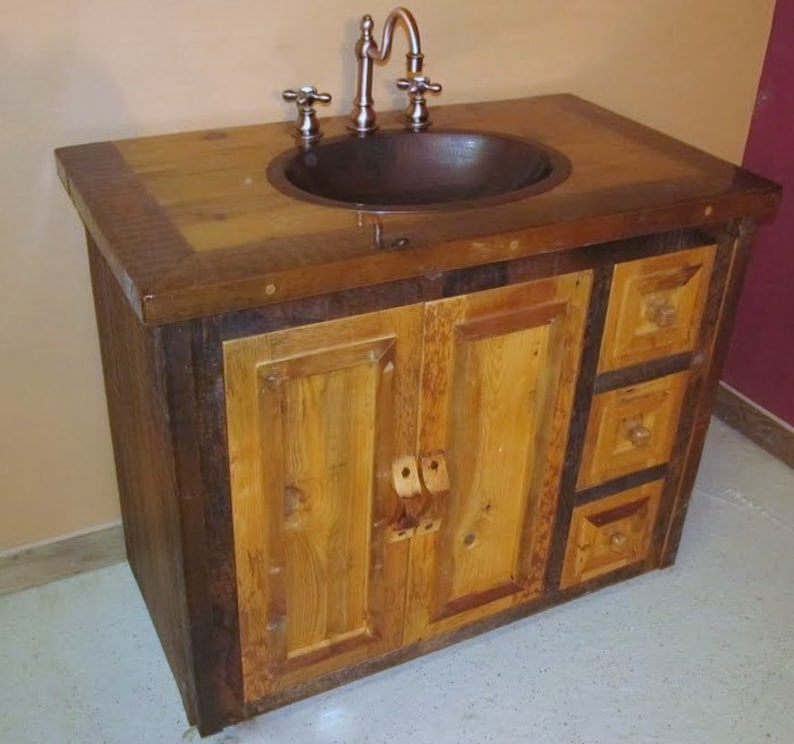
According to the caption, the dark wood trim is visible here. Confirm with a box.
[593,353,692,394]
[87,238,199,724]
[544,265,613,590]
[713,382,794,470]
[651,226,736,566]
[575,465,669,506]
[212,229,706,344]
[0,524,125,597]
[659,220,759,566]
[161,318,244,734]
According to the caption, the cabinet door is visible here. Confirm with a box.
[404,273,591,642]
[223,305,423,702]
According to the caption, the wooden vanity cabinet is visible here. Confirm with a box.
[56,95,780,734]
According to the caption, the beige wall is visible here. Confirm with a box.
[0,0,775,551]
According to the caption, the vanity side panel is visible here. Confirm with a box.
[86,235,198,723]
[660,219,759,565]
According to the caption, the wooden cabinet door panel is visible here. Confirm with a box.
[405,273,591,642]
[223,306,422,701]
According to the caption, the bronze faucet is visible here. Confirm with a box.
[348,7,442,134]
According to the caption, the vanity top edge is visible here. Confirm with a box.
[55,94,781,326]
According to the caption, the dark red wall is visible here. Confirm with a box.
[723,0,794,426]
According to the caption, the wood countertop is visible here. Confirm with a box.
[55,94,780,325]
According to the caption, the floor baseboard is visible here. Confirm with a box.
[0,523,126,597]
[713,382,794,470]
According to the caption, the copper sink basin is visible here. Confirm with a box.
[267,130,570,213]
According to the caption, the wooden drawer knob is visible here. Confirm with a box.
[624,417,652,447]
[629,424,651,447]
[645,296,677,328]
[609,531,628,550]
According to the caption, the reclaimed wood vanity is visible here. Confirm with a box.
[56,94,779,734]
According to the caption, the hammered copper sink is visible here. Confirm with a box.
[266,129,571,212]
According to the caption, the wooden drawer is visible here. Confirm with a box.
[599,245,716,372]
[561,481,662,588]
[578,372,688,489]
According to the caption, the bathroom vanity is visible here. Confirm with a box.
[55,94,779,734]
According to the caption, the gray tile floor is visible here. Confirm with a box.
[1,418,792,744]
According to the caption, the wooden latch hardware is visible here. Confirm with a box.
[419,450,451,495]
[387,453,446,542]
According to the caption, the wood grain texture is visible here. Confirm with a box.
[86,238,199,723]
[56,95,780,324]
[404,273,591,642]
[593,352,692,394]
[240,558,647,723]
[223,306,422,700]
[159,315,249,734]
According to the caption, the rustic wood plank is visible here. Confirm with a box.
[240,558,647,724]
[192,228,711,345]
[86,238,199,725]
[545,265,613,590]
[404,273,590,641]
[660,220,759,566]
[223,305,422,700]
[593,352,692,394]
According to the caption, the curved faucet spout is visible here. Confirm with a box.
[348,7,425,134]
[371,7,424,74]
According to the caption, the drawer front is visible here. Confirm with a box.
[561,481,663,588]
[599,245,716,372]
[577,372,688,490]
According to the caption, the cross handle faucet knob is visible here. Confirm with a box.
[396,76,442,131]
[396,76,443,96]
[282,85,333,144]
[283,86,333,107]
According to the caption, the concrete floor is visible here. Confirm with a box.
[1,418,792,744]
